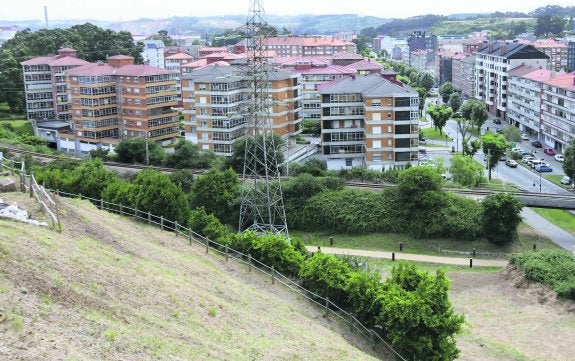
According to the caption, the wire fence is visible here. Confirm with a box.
[46,188,406,361]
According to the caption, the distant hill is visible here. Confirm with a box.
[0,191,381,360]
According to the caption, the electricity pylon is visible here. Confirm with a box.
[238,0,288,235]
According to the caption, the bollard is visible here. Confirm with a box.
[147,211,151,225]
[160,216,164,230]
[317,246,321,252]
[175,221,179,236]
[271,266,275,285]
[248,254,252,272]
[469,258,473,268]
[399,242,403,252]
[472,248,476,258]
[533,243,537,251]
[392,252,395,261]
[329,237,333,246]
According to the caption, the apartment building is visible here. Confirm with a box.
[409,49,435,73]
[531,38,568,71]
[232,36,356,57]
[65,55,179,152]
[141,40,165,68]
[507,66,550,136]
[474,41,549,120]
[181,65,302,156]
[567,40,575,71]
[453,55,476,99]
[540,73,575,151]
[318,73,419,170]
[164,52,195,105]
[21,48,90,121]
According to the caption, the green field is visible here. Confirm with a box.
[531,208,575,235]
[422,127,451,141]
[292,222,557,258]
[542,174,572,190]
[431,17,535,36]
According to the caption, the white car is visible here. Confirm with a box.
[520,133,529,141]
[560,176,571,185]
[555,154,564,162]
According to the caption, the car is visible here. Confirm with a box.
[530,159,547,168]
[419,136,427,143]
[521,153,535,160]
[505,159,518,168]
[512,147,524,154]
[495,128,503,134]
[499,155,508,162]
[418,148,427,155]
[560,176,571,185]
[521,133,529,141]
[493,118,502,124]
[555,154,565,162]
[531,140,542,148]
[523,156,536,165]
[535,164,553,172]
[543,148,555,155]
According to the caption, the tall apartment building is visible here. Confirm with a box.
[453,55,476,99]
[164,52,195,105]
[141,40,165,68]
[474,41,548,120]
[181,65,302,156]
[507,66,550,137]
[66,55,179,152]
[318,73,419,170]
[409,49,435,73]
[566,39,575,71]
[531,38,568,71]
[21,48,90,121]
[407,31,438,52]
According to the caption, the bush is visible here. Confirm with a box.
[441,193,483,240]
[482,193,523,245]
[511,249,575,300]
[188,207,230,242]
[299,252,354,306]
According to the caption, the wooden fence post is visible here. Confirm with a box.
[189,231,192,245]
[175,221,179,236]
[147,211,151,225]
[119,204,123,216]
[160,216,164,230]
[349,313,353,331]
[205,238,209,253]
[10,158,14,175]
[248,254,252,272]
[271,266,275,285]
[100,198,103,210]
[0,151,3,173]
[325,297,330,316]
[225,246,229,262]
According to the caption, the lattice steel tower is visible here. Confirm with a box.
[238,0,288,235]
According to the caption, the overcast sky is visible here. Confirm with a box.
[2,0,573,22]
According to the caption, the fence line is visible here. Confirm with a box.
[52,189,405,361]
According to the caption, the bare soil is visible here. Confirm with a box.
[449,267,575,361]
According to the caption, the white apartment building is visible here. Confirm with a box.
[141,40,165,68]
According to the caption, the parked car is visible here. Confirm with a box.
[524,157,536,165]
[418,148,427,155]
[521,133,529,141]
[419,136,427,143]
[521,153,535,160]
[531,140,542,148]
[495,128,503,134]
[555,154,565,162]
[505,159,518,168]
[535,164,553,172]
[530,159,548,168]
[499,155,508,162]
[493,118,501,124]
[560,176,571,185]
[512,147,524,154]
[543,148,555,155]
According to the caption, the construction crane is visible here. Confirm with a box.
[238,0,288,235]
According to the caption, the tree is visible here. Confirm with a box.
[147,30,175,46]
[481,133,508,180]
[166,139,217,169]
[438,82,454,104]
[460,99,489,132]
[226,134,285,175]
[413,86,427,112]
[131,169,190,224]
[114,137,165,165]
[482,193,523,245]
[417,72,434,91]
[449,155,484,187]
[534,15,565,37]
[426,104,453,136]
[447,92,462,113]
[563,139,575,181]
[168,169,195,193]
[352,35,371,54]
[377,264,465,361]
[502,126,522,143]
[462,138,482,158]
[190,168,241,223]
[67,159,118,200]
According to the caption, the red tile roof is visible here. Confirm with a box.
[345,59,384,71]
[21,55,90,67]
[66,63,175,77]
[182,59,209,68]
[107,54,134,60]
[165,52,194,60]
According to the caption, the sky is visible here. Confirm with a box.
[2,0,574,22]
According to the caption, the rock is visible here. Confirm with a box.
[0,178,17,192]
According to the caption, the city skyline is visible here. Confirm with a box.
[2,0,574,22]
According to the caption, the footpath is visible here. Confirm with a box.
[305,246,509,267]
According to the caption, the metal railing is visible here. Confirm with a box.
[50,189,406,361]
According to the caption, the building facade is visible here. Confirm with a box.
[474,41,549,120]
[66,55,179,153]
[21,48,90,121]
[531,39,568,71]
[233,36,356,57]
[318,73,419,170]
[507,67,549,137]
[141,40,165,68]
[181,65,302,156]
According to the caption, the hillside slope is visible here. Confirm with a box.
[0,192,380,360]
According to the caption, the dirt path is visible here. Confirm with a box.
[306,246,509,267]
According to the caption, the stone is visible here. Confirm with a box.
[0,178,16,192]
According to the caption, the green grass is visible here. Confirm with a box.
[0,119,33,135]
[530,208,575,235]
[292,223,558,258]
[422,127,451,141]
[542,174,572,190]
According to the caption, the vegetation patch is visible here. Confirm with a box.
[531,208,575,235]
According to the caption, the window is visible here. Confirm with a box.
[373,155,382,162]
[372,113,381,121]
[345,159,353,167]
[373,126,381,134]
[373,140,381,149]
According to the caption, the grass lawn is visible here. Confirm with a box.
[542,174,571,190]
[0,119,32,135]
[422,127,451,141]
[292,223,558,258]
[530,208,575,235]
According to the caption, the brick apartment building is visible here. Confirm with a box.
[65,55,179,153]
[21,48,90,122]
[318,72,420,170]
[181,65,302,156]
[232,36,356,57]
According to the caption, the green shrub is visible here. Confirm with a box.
[188,207,230,242]
[441,193,483,240]
[482,193,523,245]
[299,252,354,306]
[511,249,575,300]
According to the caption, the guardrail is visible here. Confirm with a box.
[49,189,406,361]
